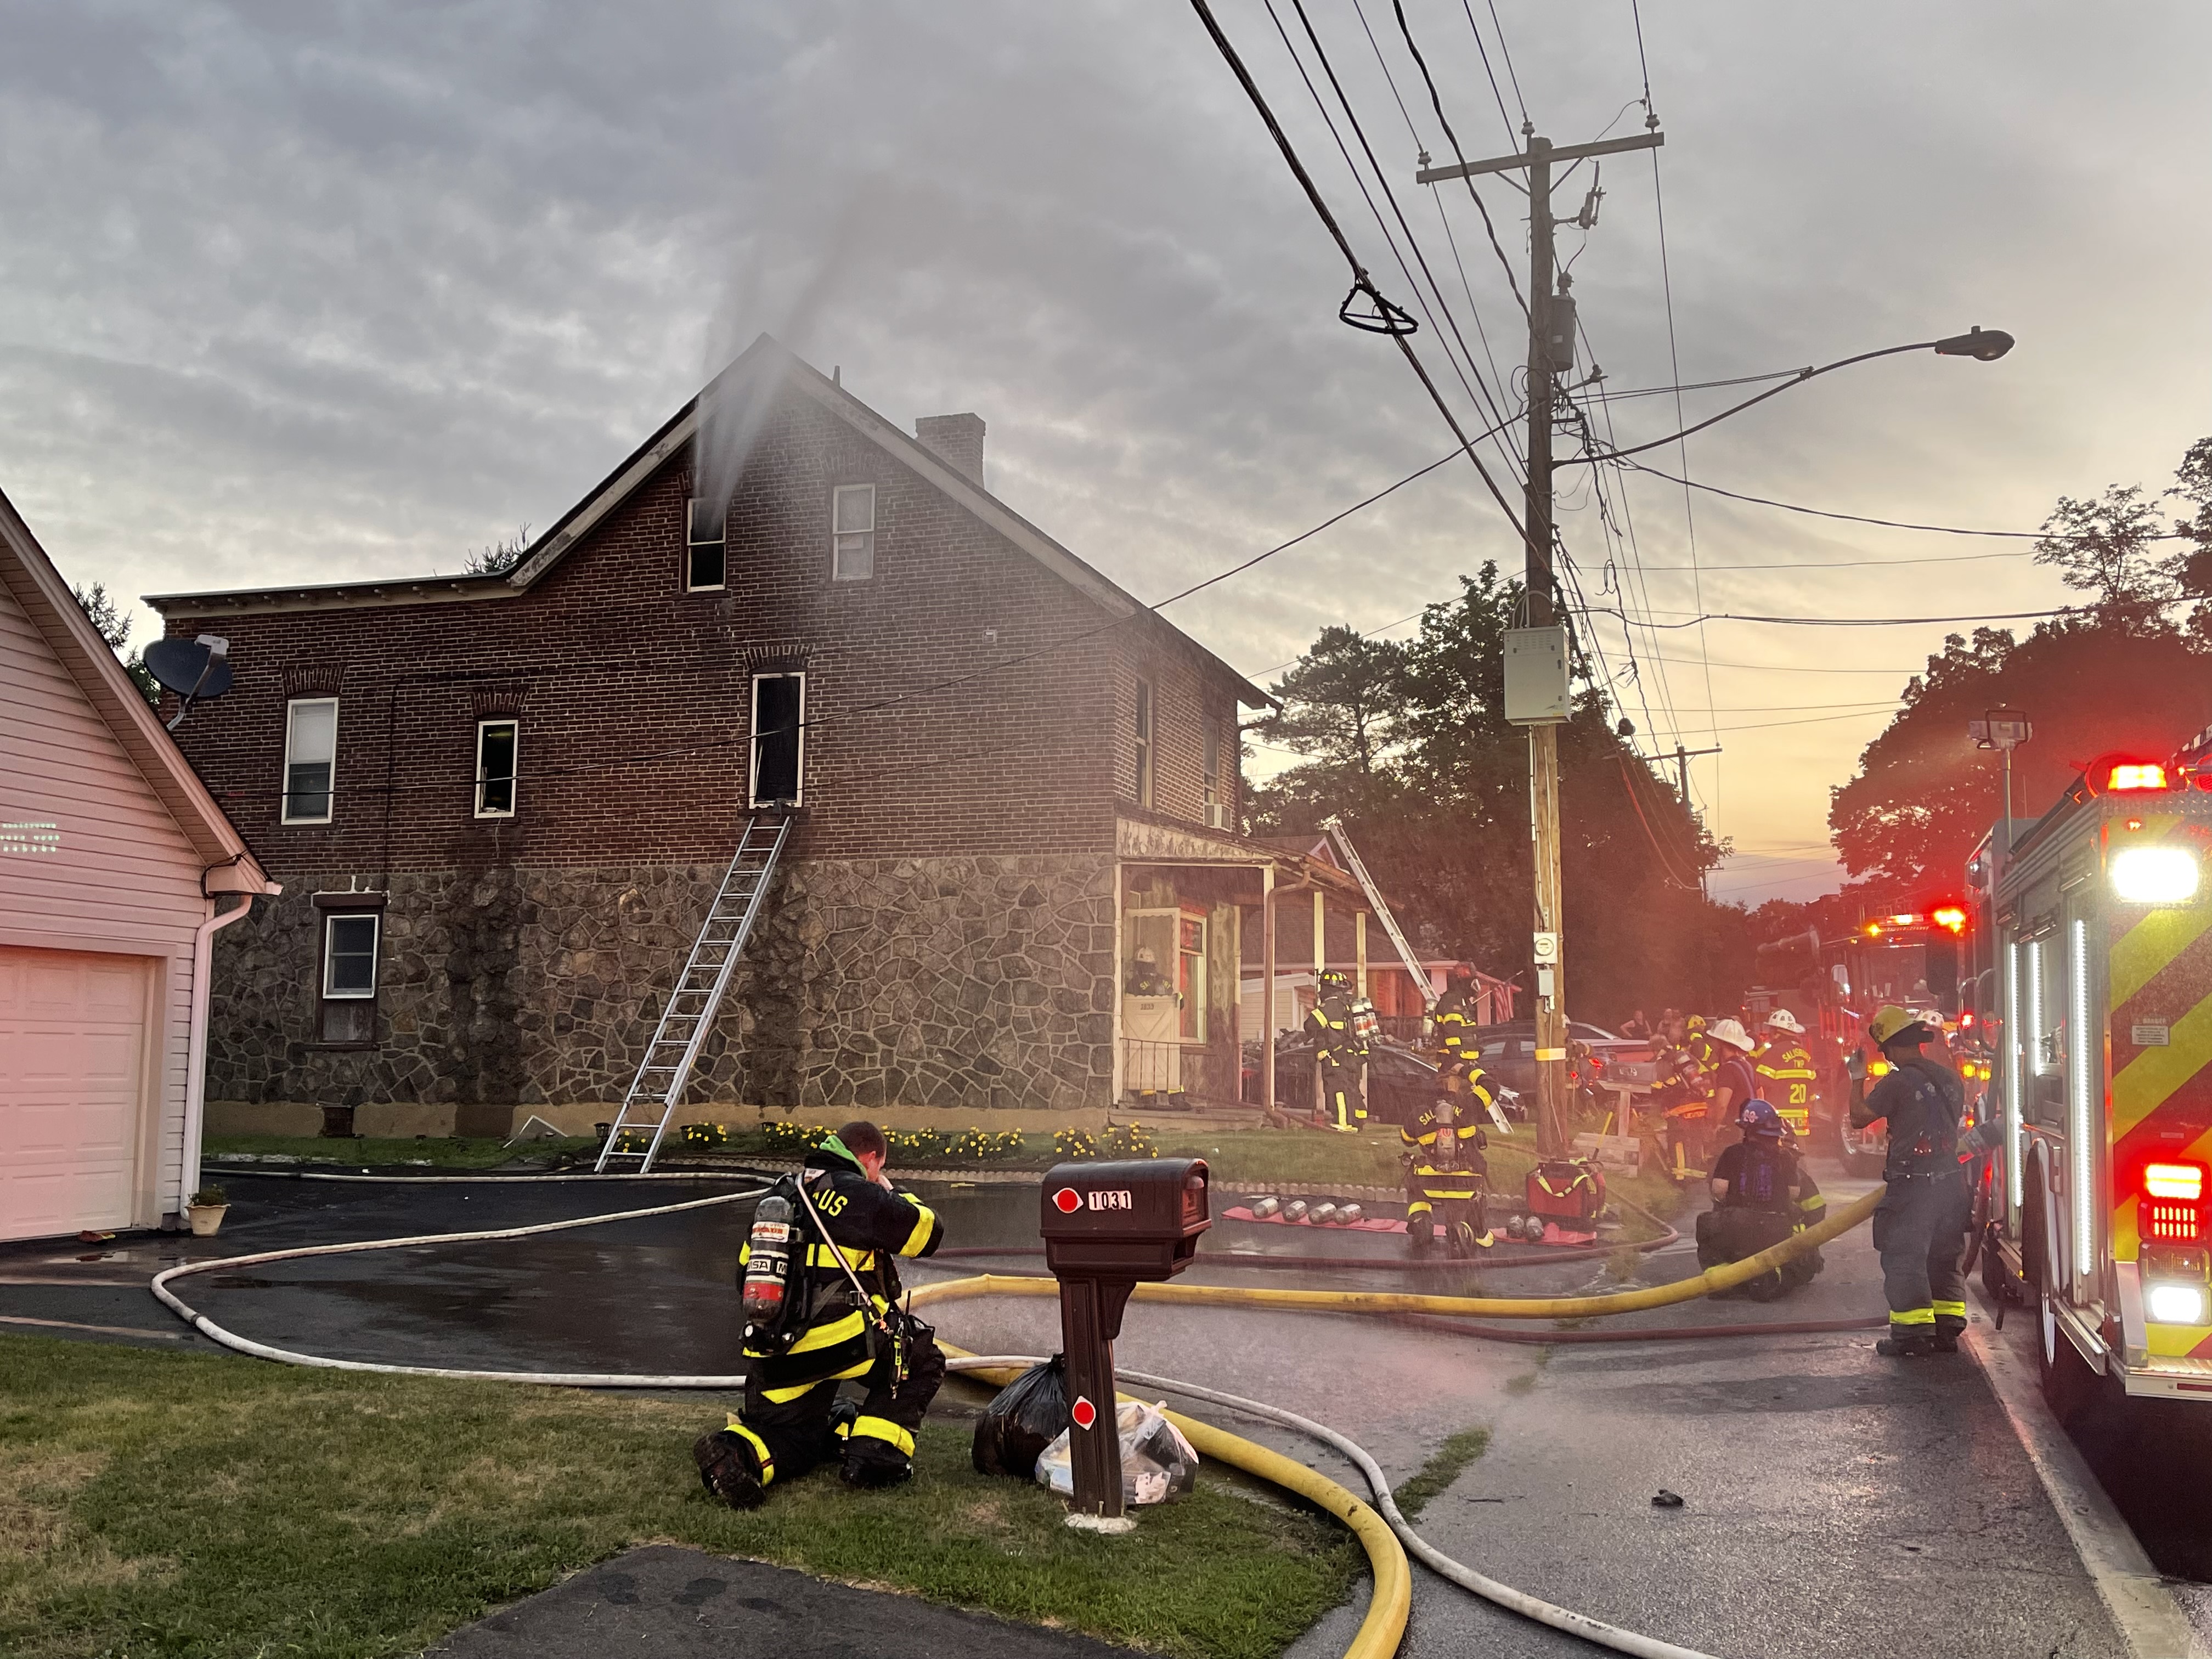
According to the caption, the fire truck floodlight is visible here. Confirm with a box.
[2147,1282,2206,1325]
[1933,905,1968,933]
[2112,846,2201,905]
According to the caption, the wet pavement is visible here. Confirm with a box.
[0,1159,2183,1658]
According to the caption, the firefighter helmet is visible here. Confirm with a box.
[1708,1017,1756,1052]
[1763,1008,1805,1035]
[1869,1005,1936,1048]
[1318,969,1351,991]
[1737,1099,1788,1139]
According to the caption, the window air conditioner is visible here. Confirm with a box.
[1205,802,1229,831]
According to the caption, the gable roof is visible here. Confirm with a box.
[145,335,1271,708]
[0,486,277,894]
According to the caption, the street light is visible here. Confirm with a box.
[1970,706,2033,857]
[1934,326,2016,362]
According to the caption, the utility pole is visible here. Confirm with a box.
[1666,743,1723,808]
[1419,126,1662,1158]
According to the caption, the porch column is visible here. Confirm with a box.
[1261,865,1277,1115]
[1110,862,1125,1108]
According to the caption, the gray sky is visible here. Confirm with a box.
[4,1,2207,904]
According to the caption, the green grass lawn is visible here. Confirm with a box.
[0,1335,1361,1659]
[204,1134,601,1170]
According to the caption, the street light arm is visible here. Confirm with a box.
[1560,334,1996,465]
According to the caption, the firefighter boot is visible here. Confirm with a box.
[1875,1328,1937,1358]
[1931,1315,1966,1354]
[1407,1211,1435,1256]
[693,1424,771,1510]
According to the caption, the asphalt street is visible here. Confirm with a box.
[0,1155,2186,1658]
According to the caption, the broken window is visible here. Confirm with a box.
[475,719,518,817]
[687,498,727,591]
[751,672,804,806]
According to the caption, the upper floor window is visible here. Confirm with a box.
[476,719,518,817]
[832,484,876,582]
[687,498,727,591]
[1203,720,1224,828]
[283,698,338,824]
[1133,679,1154,809]
[751,672,805,807]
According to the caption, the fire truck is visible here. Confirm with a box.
[1750,907,1987,1172]
[1974,737,2212,1418]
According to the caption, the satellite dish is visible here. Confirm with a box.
[144,635,233,731]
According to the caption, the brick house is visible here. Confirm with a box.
[149,337,1386,1135]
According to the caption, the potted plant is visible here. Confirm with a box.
[186,1185,229,1237]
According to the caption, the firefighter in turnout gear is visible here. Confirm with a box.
[1402,1059,1497,1256]
[694,1123,947,1508]
[1752,1009,1819,1139]
[1432,966,1480,1065]
[1853,1007,1976,1356]
[1653,1013,1714,1181]
[1696,1100,1827,1300]
[1307,969,1369,1132]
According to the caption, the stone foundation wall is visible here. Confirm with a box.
[205,855,1116,1115]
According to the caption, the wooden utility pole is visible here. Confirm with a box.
[1418,127,1662,1156]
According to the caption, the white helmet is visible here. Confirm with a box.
[1707,1017,1756,1052]
[1764,1009,1805,1035]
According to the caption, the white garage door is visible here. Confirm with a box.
[0,947,150,1243]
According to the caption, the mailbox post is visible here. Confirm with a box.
[1037,1157,1210,1519]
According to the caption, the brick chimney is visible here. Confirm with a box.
[914,413,986,487]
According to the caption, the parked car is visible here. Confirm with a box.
[1469,1020,1642,1096]
[1242,1032,1525,1126]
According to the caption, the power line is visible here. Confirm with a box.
[1578,601,2091,629]
[1478,0,1532,127]
[1617,456,2196,541]
[1183,0,1530,544]
[1392,1,1530,314]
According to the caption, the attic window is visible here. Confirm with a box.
[687,498,726,591]
[832,484,875,582]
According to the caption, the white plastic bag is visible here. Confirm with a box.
[1034,1400,1199,1506]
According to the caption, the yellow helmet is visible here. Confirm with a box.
[1686,1014,1707,1032]
[1869,1005,1935,1047]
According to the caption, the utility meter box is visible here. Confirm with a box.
[1040,1158,1210,1280]
[1504,627,1570,725]
[1038,1158,1209,1521]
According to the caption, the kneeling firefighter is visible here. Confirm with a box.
[1695,1100,1826,1300]
[695,1122,946,1508]
[1401,1059,1496,1256]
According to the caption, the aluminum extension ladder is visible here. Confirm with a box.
[594,815,791,1173]
[1319,814,1436,1016]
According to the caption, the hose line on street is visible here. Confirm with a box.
[150,1178,1879,1659]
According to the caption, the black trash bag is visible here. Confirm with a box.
[972,1355,1070,1479]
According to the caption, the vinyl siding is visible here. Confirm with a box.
[0,582,206,1222]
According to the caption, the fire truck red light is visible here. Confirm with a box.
[2145,1163,2205,1201]
[2109,763,2169,792]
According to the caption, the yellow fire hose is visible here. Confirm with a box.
[946,1347,1412,1659]
[913,1187,1879,1659]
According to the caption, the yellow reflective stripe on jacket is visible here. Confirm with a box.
[898,1199,937,1257]
[1798,1194,1826,1212]
[757,1356,873,1404]
[850,1415,916,1457]
[806,1244,876,1272]
[788,1309,867,1355]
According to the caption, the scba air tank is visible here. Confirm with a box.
[742,1194,794,1325]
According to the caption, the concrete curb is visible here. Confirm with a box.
[1964,1316,2205,1659]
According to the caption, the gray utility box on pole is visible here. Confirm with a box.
[1504,627,1570,725]
[1038,1158,1210,1519]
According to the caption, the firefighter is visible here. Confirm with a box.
[1306,969,1369,1132]
[1402,1057,1496,1256]
[1653,1017,1713,1181]
[1125,946,1176,997]
[1705,1019,1760,1137]
[1852,1006,1973,1357]
[1697,1099,1827,1299]
[1753,1009,1819,1138]
[1432,965,1480,1065]
[694,1122,946,1508]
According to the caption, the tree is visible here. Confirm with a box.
[1249,562,1733,1023]
[1830,437,2212,900]
[71,581,159,704]
[464,524,532,575]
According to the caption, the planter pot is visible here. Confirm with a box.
[319,1104,358,1139]
[186,1204,228,1238]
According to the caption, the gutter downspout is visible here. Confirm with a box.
[181,891,258,1210]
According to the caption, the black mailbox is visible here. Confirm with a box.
[1036,1158,1209,1522]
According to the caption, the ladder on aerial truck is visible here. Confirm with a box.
[1319,815,1436,1017]
[595,814,791,1174]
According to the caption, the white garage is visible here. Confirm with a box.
[0,487,275,1244]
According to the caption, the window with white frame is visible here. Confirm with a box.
[687,498,727,591]
[751,672,805,806]
[832,484,876,582]
[476,719,518,817]
[1202,720,1220,823]
[283,698,338,824]
[318,910,380,1045]
[1133,679,1155,808]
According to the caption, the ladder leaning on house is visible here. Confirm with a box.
[594,815,792,1173]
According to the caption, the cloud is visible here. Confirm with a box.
[0,0,2206,866]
